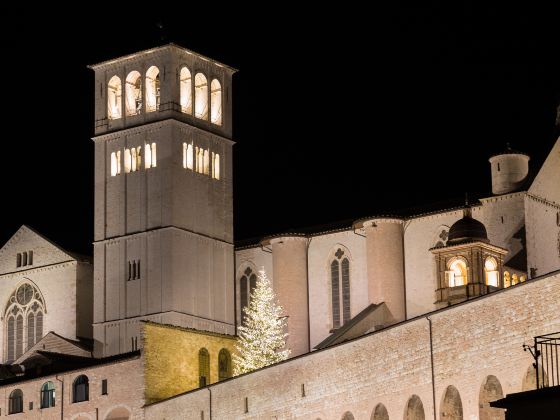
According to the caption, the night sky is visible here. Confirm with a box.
[1,5,559,255]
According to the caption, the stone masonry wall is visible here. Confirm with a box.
[145,270,560,420]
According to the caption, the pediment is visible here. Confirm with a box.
[0,226,76,275]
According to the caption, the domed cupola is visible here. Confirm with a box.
[431,202,510,307]
[447,214,489,245]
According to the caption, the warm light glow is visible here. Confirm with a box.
[111,152,118,176]
[183,143,194,170]
[125,71,142,116]
[447,258,467,287]
[131,147,138,172]
[107,76,122,120]
[145,144,152,169]
[210,79,222,125]
[116,151,121,174]
[503,271,511,288]
[145,66,160,113]
[124,149,132,173]
[484,257,499,287]
[520,275,526,282]
[213,153,220,180]
[180,67,192,114]
[512,274,519,285]
[151,143,157,167]
[204,149,210,175]
[195,73,208,120]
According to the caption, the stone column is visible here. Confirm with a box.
[266,235,309,357]
[362,218,406,322]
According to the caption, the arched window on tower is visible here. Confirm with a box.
[210,79,222,125]
[204,149,210,175]
[180,67,192,114]
[144,143,156,169]
[446,257,468,287]
[218,348,232,381]
[107,76,122,120]
[195,73,208,120]
[239,267,257,326]
[212,153,220,180]
[484,256,499,287]
[330,248,351,329]
[199,348,210,387]
[183,143,194,170]
[125,71,142,116]
[145,66,160,112]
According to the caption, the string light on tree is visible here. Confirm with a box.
[233,269,290,375]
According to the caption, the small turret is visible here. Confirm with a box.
[488,144,530,195]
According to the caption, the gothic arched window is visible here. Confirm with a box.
[239,267,257,326]
[218,348,232,381]
[145,66,160,112]
[125,71,142,116]
[72,375,89,403]
[210,79,222,125]
[199,348,210,387]
[180,67,192,114]
[212,153,220,180]
[195,73,208,120]
[331,248,351,329]
[107,75,122,120]
[5,282,45,361]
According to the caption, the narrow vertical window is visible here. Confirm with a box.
[22,252,27,266]
[16,253,21,268]
[180,67,192,114]
[240,275,247,325]
[151,143,157,167]
[27,312,35,350]
[116,151,121,174]
[183,143,188,169]
[204,149,210,175]
[199,348,210,387]
[16,314,23,358]
[187,144,194,170]
[125,71,142,116]
[331,260,340,328]
[137,260,141,279]
[111,152,118,176]
[218,349,232,381]
[124,149,132,173]
[102,379,108,395]
[213,154,220,180]
[131,148,137,172]
[145,144,152,169]
[341,258,351,324]
[28,251,33,265]
[145,66,160,112]
[35,312,43,344]
[210,79,222,125]
[7,317,15,361]
[128,261,132,281]
[195,73,208,120]
[135,147,142,171]
[107,76,122,120]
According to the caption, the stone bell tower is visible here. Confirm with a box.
[89,44,236,357]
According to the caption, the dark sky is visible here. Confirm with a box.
[1,5,558,254]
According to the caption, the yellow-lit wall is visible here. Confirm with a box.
[143,321,237,404]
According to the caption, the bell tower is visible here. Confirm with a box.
[89,44,237,357]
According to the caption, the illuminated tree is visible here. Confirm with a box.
[233,269,290,375]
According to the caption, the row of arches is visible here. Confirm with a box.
[107,67,222,126]
[445,256,525,288]
[110,143,157,177]
[7,375,87,414]
[198,348,232,387]
[334,369,544,420]
[182,143,221,180]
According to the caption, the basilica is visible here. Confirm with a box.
[0,44,558,419]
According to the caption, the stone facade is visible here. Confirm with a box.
[0,226,92,364]
[146,270,560,419]
[143,322,236,404]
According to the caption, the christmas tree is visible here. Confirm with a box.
[233,269,290,375]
